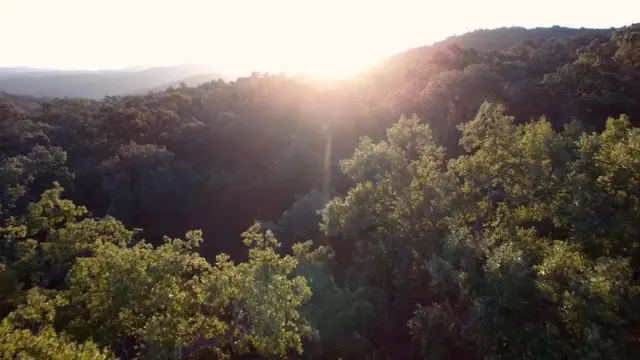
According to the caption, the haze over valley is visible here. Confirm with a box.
[0,64,228,98]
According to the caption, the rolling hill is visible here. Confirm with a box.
[380,25,612,73]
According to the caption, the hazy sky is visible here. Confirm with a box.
[0,0,638,76]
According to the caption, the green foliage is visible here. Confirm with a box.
[100,142,203,239]
[1,186,312,359]
[64,230,221,358]
[0,145,73,214]
[0,183,132,290]
[0,321,115,360]
[270,189,330,248]
[1,24,640,360]
[225,224,313,356]
[292,240,384,358]
[322,104,640,359]
[0,287,115,359]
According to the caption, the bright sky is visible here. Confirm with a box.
[0,0,638,77]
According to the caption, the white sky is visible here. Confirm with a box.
[0,0,638,77]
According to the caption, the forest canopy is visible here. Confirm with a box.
[1,24,640,359]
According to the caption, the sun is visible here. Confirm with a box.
[201,45,374,81]
[297,57,374,79]
[256,42,380,80]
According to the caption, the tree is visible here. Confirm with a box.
[1,185,313,359]
[322,104,640,359]
[0,287,115,360]
[0,321,115,360]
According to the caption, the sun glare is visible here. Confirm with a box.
[269,54,379,79]
[3,0,636,77]
[0,0,403,78]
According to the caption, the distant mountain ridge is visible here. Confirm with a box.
[0,64,230,99]
[0,26,615,99]
[125,73,228,95]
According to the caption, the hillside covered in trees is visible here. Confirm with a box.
[1,24,640,359]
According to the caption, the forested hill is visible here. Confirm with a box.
[378,26,612,80]
[388,26,611,62]
[1,24,640,359]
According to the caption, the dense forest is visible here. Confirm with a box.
[1,24,640,359]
